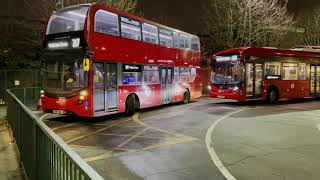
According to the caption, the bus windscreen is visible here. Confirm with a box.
[46,5,89,35]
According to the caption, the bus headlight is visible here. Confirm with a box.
[207,85,212,91]
[80,90,88,96]
[232,86,240,92]
[78,95,86,104]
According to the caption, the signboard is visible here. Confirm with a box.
[266,75,281,80]
[123,64,142,72]
[215,55,239,62]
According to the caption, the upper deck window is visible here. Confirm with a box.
[46,6,89,35]
[191,36,200,51]
[95,10,119,36]
[120,17,141,41]
[173,32,179,48]
[159,29,173,48]
[142,23,159,44]
[179,34,190,49]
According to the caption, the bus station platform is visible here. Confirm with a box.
[0,106,25,180]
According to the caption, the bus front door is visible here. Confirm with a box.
[246,63,263,97]
[310,65,320,94]
[93,62,105,112]
[161,67,173,104]
[105,63,118,112]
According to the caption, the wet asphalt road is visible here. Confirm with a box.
[41,97,320,180]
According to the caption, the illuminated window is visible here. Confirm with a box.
[265,62,281,80]
[122,64,142,85]
[298,63,307,80]
[120,17,141,41]
[173,32,179,48]
[282,63,298,80]
[159,29,173,47]
[180,68,190,82]
[190,68,197,82]
[143,66,160,84]
[142,23,159,44]
[191,36,200,51]
[174,67,180,82]
[94,10,119,36]
[179,34,190,49]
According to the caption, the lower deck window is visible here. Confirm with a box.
[180,68,190,82]
[143,66,159,84]
[123,72,142,85]
[122,64,142,85]
[283,63,298,80]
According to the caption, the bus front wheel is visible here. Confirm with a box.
[125,94,138,115]
[267,88,278,104]
[183,90,190,104]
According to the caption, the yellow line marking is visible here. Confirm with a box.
[117,128,149,148]
[94,132,178,140]
[84,153,113,162]
[52,123,76,131]
[65,119,132,144]
[139,138,194,151]
[132,112,197,141]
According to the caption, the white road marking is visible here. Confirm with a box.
[206,108,248,180]
[40,113,50,121]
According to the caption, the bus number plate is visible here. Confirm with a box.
[53,110,66,115]
[218,96,225,99]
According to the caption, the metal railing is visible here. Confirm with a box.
[0,69,40,105]
[9,87,41,110]
[6,89,104,180]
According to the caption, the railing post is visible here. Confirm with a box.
[32,121,37,180]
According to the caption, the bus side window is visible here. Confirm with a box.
[142,23,159,44]
[173,32,179,48]
[120,17,141,41]
[179,34,190,50]
[191,36,200,51]
[94,10,119,36]
[174,67,180,82]
[159,29,173,48]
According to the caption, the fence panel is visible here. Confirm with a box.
[0,69,40,105]
[6,89,103,180]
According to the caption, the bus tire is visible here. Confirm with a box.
[125,94,139,116]
[267,88,279,104]
[183,90,190,104]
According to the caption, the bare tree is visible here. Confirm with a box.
[296,6,320,46]
[202,0,294,49]
[40,0,139,18]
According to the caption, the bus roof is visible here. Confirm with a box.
[214,47,320,59]
[53,4,198,38]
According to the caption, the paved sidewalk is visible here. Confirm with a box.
[0,106,25,180]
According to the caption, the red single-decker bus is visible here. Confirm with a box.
[208,47,320,103]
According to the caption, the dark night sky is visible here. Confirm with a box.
[138,0,320,33]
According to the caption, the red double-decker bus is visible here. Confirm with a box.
[40,4,202,117]
[208,47,320,103]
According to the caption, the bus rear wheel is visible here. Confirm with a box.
[267,88,278,104]
[183,90,190,104]
[125,94,137,115]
